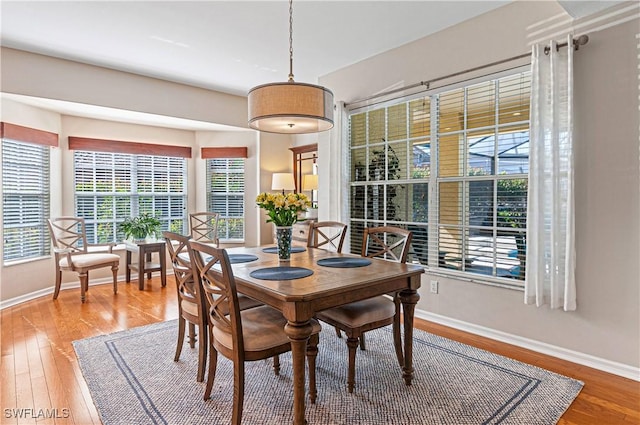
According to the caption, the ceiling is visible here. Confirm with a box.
[0,1,621,130]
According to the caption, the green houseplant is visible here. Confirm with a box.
[119,213,162,242]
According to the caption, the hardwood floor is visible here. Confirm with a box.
[1,278,638,424]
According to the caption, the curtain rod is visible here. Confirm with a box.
[544,34,589,55]
[345,35,589,109]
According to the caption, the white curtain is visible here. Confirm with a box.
[525,35,576,311]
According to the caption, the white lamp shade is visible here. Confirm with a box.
[303,174,318,191]
[271,173,296,191]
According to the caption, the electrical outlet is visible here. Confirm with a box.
[430,280,439,294]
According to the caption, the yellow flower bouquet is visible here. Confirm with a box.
[256,192,311,226]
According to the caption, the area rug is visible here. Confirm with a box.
[73,320,583,425]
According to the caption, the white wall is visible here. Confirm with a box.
[257,132,295,245]
[318,1,640,370]
[1,48,248,129]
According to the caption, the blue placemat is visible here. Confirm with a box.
[227,254,259,264]
[262,246,307,254]
[250,266,313,280]
[317,258,372,268]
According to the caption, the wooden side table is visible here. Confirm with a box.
[125,240,167,290]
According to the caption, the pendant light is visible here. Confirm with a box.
[248,0,334,134]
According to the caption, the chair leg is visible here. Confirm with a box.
[273,355,280,376]
[188,323,196,349]
[197,321,208,383]
[79,272,88,303]
[346,336,359,393]
[204,328,218,400]
[392,296,404,367]
[52,269,62,300]
[231,361,245,425]
[112,264,118,294]
[307,334,319,404]
[334,326,342,338]
[174,316,186,362]
[359,333,366,350]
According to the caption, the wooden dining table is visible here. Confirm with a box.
[224,245,424,425]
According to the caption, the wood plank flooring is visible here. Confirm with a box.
[1,278,638,424]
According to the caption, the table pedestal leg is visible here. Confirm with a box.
[285,320,312,425]
[399,289,420,385]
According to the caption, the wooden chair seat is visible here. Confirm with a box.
[181,299,200,317]
[317,297,394,329]
[58,253,120,268]
[213,306,321,354]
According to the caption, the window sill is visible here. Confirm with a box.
[423,266,525,291]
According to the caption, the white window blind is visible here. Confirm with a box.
[349,98,431,264]
[348,70,530,286]
[74,151,187,243]
[206,158,245,241]
[2,140,51,262]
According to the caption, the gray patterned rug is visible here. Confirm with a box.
[73,320,583,425]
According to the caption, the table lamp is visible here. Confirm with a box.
[272,173,296,195]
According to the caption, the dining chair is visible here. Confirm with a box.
[306,221,348,253]
[163,231,208,382]
[164,231,263,382]
[188,240,321,424]
[315,225,413,393]
[189,212,220,246]
[47,217,120,303]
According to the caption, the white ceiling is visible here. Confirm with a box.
[0,1,621,129]
[1,1,514,96]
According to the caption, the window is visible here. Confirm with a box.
[206,158,245,241]
[348,70,530,286]
[74,151,187,243]
[2,139,51,263]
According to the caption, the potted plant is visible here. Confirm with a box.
[119,213,162,242]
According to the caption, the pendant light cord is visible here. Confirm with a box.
[288,0,294,82]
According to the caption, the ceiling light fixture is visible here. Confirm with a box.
[247,0,334,134]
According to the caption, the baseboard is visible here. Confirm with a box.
[415,310,640,382]
[0,271,174,310]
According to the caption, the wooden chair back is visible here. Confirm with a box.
[48,217,89,254]
[189,212,220,246]
[188,241,244,353]
[162,231,198,305]
[361,226,413,263]
[307,221,348,253]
